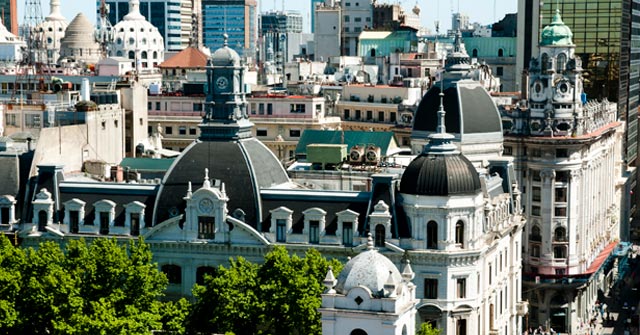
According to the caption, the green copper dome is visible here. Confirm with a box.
[540,9,573,46]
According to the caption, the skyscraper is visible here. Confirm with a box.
[98,0,193,52]
[0,0,17,35]
[517,0,639,222]
[310,0,324,33]
[201,0,257,60]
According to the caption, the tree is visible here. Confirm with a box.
[189,246,343,335]
[416,322,442,335]
[0,234,24,333]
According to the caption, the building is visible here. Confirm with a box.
[372,2,421,31]
[260,11,303,34]
[310,0,324,33]
[464,36,517,91]
[516,1,639,213]
[503,11,631,333]
[0,0,17,36]
[341,0,372,56]
[110,0,165,71]
[35,0,69,65]
[313,0,341,61]
[59,13,102,65]
[0,14,25,64]
[101,0,192,52]
[201,0,257,61]
[2,34,526,335]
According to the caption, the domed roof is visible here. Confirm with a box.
[0,17,22,44]
[35,0,68,62]
[111,0,164,68]
[60,13,101,63]
[334,238,402,296]
[211,34,241,67]
[400,151,481,196]
[540,9,573,46]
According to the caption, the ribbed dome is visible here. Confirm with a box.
[111,0,164,69]
[540,9,573,46]
[400,152,481,196]
[334,241,402,296]
[211,37,241,67]
[59,13,101,64]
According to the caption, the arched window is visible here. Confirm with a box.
[541,53,549,72]
[427,221,438,249]
[141,51,147,59]
[162,264,182,284]
[196,266,216,285]
[455,221,465,247]
[351,329,368,335]
[375,224,385,247]
[472,49,478,57]
[554,227,566,241]
[370,48,376,57]
[153,51,158,59]
[128,51,135,59]
[38,210,47,232]
[498,48,504,57]
[116,51,123,57]
[556,53,567,71]
[531,225,542,241]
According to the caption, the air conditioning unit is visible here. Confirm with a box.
[349,145,365,163]
[365,145,381,164]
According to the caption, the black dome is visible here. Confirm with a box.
[400,152,481,196]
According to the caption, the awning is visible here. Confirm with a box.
[585,241,619,275]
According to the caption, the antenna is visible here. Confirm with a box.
[96,0,114,58]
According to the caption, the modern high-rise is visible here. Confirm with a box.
[310,0,324,32]
[201,0,257,60]
[98,0,193,52]
[517,0,639,222]
[0,0,17,35]
[260,11,303,34]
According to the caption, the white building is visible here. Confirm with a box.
[501,10,630,333]
[34,0,69,65]
[341,0,373,56]
[59,13,101,65]
[314,0,341,61]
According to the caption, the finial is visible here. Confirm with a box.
[402,259,415,282]
[223,34,229,47]
[203,168,211,188]
[366,233,374,250]
[437,91,446,134]
[323,266,338,294]
[383,270,397,297]
[186,181,192,198]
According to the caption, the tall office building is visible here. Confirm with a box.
[201,0,257,60]
[310,0,324,32]
[0,0,17,35]
[517,0,639,222]
[260,11,303,34]
[98,0,193,52]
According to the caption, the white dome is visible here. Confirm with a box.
[111,0,164,70]
[0,17,22,43]
[59,13,101,64]
[334,238,402,296]
[34,0,68,64]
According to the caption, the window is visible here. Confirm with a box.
[344,109,350,119]
[259,103,265,115]
[472,49,478,57]
[390,112,396,123]
[556,148,568,158]
[251,103,257,114]
[309,220,320,244]
[532,187,541,202]
[342,222,353,246]
[554,246,566,259]
[554,227,567,241]
[355,110,361,119]
[196,266,216,285]
[179,126,186,135]
[556,53,567,71]
[189,127,197,135]
[554,207,567,217]
[344,15,350,22]
[531,206,541,216]
[531,225,542,241]
[457,319,467,335]
[530,244,540,257]
[374,224,385,247]
[427,221,438,249]
[256,129,267,137]
[162,264,182,284]
[555,268,566,275]
[155,102,161,110]
[130,213,140,236]
[556,171,569,183]
[498,48,504,57]
[354,17,361,22]
[69,210,79,233]
[555,188,567,202]
[267,103,273,115]
[193,103,203,112]
[37,210,47,232]
[165,126,173,135]
[276,219,286,242]
[424,278,438,299]
[378,111,385,122]
[290,104,305,113]
[366,110,372,120]
[456,278,466,298]
[198,216,215,239]
[0,207,8,225]
[99,212,110,235]
[289,129,301,137]
[455,221,464,247]
[488,264,492,284]
[496,67,504,76]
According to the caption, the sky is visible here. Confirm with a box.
[19,0,518,34]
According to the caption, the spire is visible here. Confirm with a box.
[323,266,338,294]
[124,0,145,21]
[46,0,65,21]
[186,181,192,198]
[423,85,458,154]
[223,33,229,47]
[203,168,211,188]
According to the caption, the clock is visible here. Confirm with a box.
[198,198,213,213]
[216,76,229,90]
[556,81,570,96]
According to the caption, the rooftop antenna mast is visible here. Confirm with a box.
[96,0,114,58]
[13,0,45,100]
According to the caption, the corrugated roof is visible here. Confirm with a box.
[120,157,175,171]
[158,47,209,68]
[295,130,397,156]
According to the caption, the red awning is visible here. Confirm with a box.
[584,241,619,275]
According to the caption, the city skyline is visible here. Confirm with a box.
[15,0,517,34]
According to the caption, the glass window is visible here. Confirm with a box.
[342,222,353,246]
[276,219,286,242]
[99,212,110,235]
[256,129,267,136]
[289,129,301,137]
[424,278,438,299]
[427,221,437,249]
[162,264,182,284]
[455,221,464,247]
[456,278,466,298]
[309,220,320,244]
[198,216,215,239]
[374,224,385,247]
[179,126,186,135]
[532,187,541,202]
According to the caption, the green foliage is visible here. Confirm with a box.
[0,236,183,335]
[189,246,343,335]
[416,322,442,335]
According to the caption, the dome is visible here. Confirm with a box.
[34,0,68,64]
[334,238,402,296]
[153,138,290,226]
[211,34,241,67]
[111,0,164,69]
[400,151,481,196]
[0,18,21,43]
[59,13,101,64]
[540,9,573,46]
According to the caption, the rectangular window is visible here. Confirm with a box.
[344,109,350,119]
[99,212,110,235]
[147,102,152,110]
[198,216,215,239]
[179,126,187,135]
[309,220,320,244]
[257,128,267,137]
[130,213,140,236]
[189,127,197,135]
[555,188,567,202]
[378,111,384,122]
[489,264,492,285]
[496,66,504,76]
[69,210,79,233]
[554,207,567,217]
[155,102,161,110]
[259,103,265,115]
[531,206,541,216]
[532,187,541,202]
[457,278,466,298]
[530,244,540,257]
[289,129,301,137]
[193,103,203,112]
[290,104,306,113]
[366,110,372,120]
[355,110,361,120]
[315,104,322,115]
[267,103,273,115]
[251,103,257,114]
[556,148,568,158]
[390,112,396,123]
[424,278,438,299]
[504,146,513,155]
[276,219,286,242]
[556,171,569,183]
[342,222,353,246]
[165,126,173,135]
[532,170,541,181]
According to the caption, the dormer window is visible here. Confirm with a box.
[303,207,326,244]
[63,198,86,234]
[93,200,116,235]
[124,201,146,236]
[0,195,17,226]
[270,206,293,243]
[336,209,359,247]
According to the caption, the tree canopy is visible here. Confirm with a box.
[189,246,343,335]
[0,234,186,335]
[416,322,442,335]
